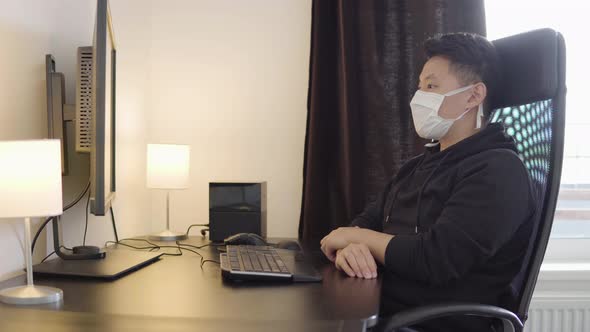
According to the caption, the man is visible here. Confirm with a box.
[320,33,537,331]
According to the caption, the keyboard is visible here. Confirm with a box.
[220,245,292,281]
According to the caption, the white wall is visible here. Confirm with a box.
[0,0,311,280]
[147,0,311,238]
[0,0,153,281]
[0,0,93,281]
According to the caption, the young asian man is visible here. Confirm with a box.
[320,32,537,332]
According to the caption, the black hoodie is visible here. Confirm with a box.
[351,123,537,331]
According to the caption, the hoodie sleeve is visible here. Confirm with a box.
[349,179,393,231]
[384,149,534,286]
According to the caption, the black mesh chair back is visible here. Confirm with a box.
[489,28,566,324]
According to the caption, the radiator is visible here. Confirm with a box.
[524,303,590,332]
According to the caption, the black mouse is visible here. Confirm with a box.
[276,240,302,251]
[224,233,267,246]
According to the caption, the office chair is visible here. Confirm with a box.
[376,28,566,332]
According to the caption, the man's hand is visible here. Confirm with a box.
[320,227,359,261]
[335,243,378,279]
[321,226,393,267]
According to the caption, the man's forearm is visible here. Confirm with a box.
[349,228,394,265]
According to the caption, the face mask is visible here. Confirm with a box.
[410,85,484,140]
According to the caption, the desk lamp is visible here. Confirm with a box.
[147,144,190,241]
[0,140,63,305]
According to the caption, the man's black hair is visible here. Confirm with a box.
[424,32,501,118]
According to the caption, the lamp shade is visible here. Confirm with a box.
[146,144,190,189]
[0,140,63,218]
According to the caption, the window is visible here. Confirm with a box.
[486,0,590,242]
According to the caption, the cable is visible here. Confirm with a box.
[31,217,55,255]
[186,223,209,235]
[31,181,91,255]
[176,241,220,269]
[176,242,223,250]
[40,245,72,263]
[117,238,163,249]
[105,240,158,251]
[41,251,56,263]
[110,206,119,242]
[175,241,203,258]
[82,188,91,246]
[105,239,184,257]
[63,181,91,211]
[103,238,219,266]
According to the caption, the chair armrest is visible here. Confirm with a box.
[377,303,523,332]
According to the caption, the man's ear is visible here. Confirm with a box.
[467,82,487,109]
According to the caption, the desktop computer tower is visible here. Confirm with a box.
[209,182,267,242]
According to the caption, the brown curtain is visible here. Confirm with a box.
[299,0,486,243]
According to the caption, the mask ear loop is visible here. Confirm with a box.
[476,104,483,129]
[462,84,484,129]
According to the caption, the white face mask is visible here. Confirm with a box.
[410,85,484,140]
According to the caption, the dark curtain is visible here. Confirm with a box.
[299,0,486,243]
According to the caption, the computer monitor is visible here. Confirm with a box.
[45,55,69,176]
[90,0,116,216]
[45,0,116,217]
[42,0,116,261]
[36,0,159,274]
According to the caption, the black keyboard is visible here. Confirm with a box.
[220,245,293,281]
[227,245,290,274]
[220,244,323,283]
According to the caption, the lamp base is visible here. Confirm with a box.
[149,229,188,242]
[0,285,63,305]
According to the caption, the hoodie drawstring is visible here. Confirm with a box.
[385,156,427,223]
[414,153,450,233]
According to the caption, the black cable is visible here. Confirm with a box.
[40,245,72,263]
[104,238,220,263]
[63,181,91,211]
[176,242,223,250]
[82,188,91,246]
[186,223,209,235]
[175,241,203,258]
[118,238,161,248]
[105,241,158,251]
[31,181,91,255]
[31,217,54,255]
[176,241,220,269]
[105,239,184,257]
[41,251,56,263]
[110,206,119,242]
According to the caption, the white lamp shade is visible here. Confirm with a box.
[0,140,63,218]
[146,144,190,189]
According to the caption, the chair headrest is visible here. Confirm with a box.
[491,28,564,109]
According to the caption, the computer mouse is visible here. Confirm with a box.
[223,233,267,246]
[276,240,302,251]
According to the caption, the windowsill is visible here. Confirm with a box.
[533,262,590,299]
[538,262,590,281]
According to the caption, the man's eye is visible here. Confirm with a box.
[427,83,434,89]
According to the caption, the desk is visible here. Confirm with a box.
[0,236,381,331]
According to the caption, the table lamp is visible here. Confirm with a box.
[147,144,190,241]
[0,140,64,305]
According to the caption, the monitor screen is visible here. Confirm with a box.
[90,0,116,216]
